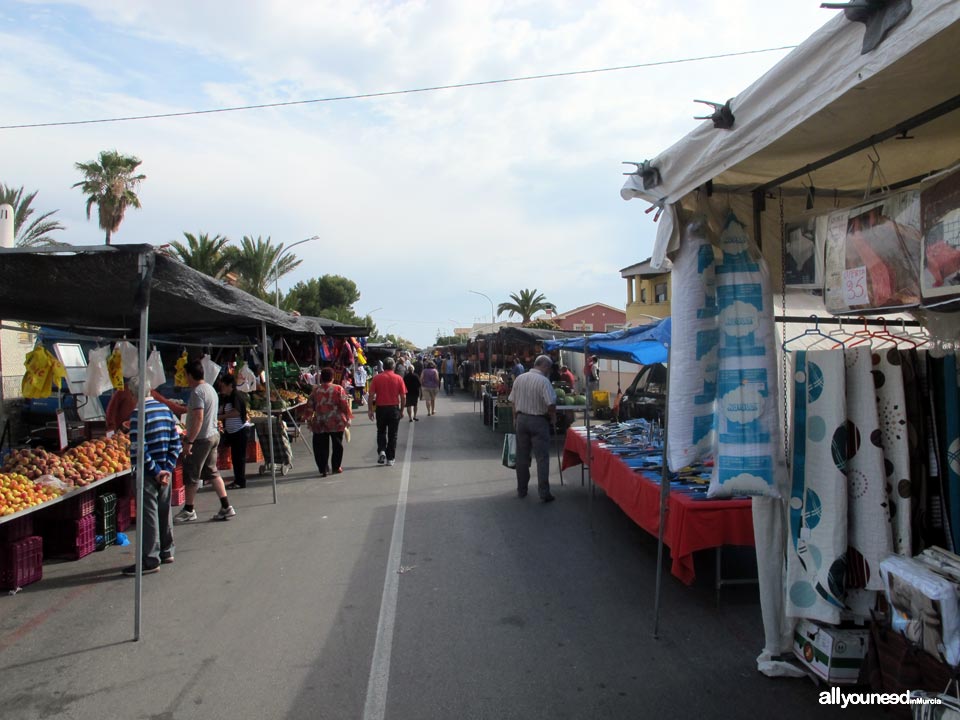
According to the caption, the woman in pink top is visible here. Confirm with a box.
[308,367,353,476]
[420,361,441,416]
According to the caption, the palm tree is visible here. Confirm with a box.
[0,184,66,246]
[497,289,553,324]
[73,150,146,244]
[226,235,302,301]
[166,232,233,278]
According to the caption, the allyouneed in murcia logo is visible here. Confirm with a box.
[819,687,942,709]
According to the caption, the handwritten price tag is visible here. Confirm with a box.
[843,266,869,306]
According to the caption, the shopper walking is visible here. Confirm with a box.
[403,365,421,422]
[217,373,250,489]
[509,355,558,503]
[123,376,182,575]
[441,354,457,396]
[367,357,406,466]
[585,354,600,393]
[308,367,353,476]
[420,361,440,416]
[174,359,236,522]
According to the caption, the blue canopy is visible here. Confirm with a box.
[543,317,670,365]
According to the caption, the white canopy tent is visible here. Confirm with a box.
[619,1,960,677]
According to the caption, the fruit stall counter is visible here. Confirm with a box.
[0,470,129,528]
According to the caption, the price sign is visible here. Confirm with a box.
[56,408,69,451]
[842,266,869,306]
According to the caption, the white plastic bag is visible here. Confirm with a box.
[501,433,517,468]
[201,354,221,385]
[115,340,139,377]
[84,346,113,397]
[237,363,258,392]
[145,349,166,390]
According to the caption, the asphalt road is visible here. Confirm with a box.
[0,393,876,719]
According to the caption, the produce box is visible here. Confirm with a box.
[96,493,117,549]
[171,484,185,507]
[794,619,869,684]
[0,535,43,590]
[216,443,232,471]
[0,514,34,544]
[49,489,96,520]
[40,514,96,560]
[173,463,184,489]
[115,496,132,532]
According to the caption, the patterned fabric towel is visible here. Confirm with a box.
[873,348,912,555]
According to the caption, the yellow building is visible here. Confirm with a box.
[620,257,672,324]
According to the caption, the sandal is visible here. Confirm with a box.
[225,482,243,490]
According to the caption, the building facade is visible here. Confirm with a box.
[620,258,672,324]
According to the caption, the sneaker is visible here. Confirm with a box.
[213,506,237,521]
[387,459,396,466]
[173,509,198,523]
[160,556,175,565]
[122,563,159,576]
[377,452,386,465]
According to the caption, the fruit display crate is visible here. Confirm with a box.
[0,514,34,544]
[39,514,96,561]
[115,496,132,532]
[171,484,186,507]
[173,464,184,489]
[49,489,96,520]
[96,492,117,549]
[0,535,43,590]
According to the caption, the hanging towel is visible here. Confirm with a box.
[786,349,848,625]
[844,346,892,595]
[900,349,931,552]
[666,214,719,471]
[873,348,912,555]
[709,212,781,498]
[930,352,960,553]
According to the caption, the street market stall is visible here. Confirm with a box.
[0,244,319,639]
[619,1,960,687]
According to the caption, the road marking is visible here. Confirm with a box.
[362,423,415,720]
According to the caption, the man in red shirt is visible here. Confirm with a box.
[367,356,407,466]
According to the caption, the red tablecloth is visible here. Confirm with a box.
[561,429,754,585]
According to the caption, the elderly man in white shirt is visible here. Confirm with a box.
[508,354,558,502]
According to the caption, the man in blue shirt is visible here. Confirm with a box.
[123,376,183,575]
[511,356,526,378]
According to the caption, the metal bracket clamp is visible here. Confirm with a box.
[820,0,912,54]
[693,99,735,130]
[622,160,662,191]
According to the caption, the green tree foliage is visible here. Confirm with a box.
[73,150,145,244]
[496,289,554,324]
[166,232,233,278]
[0,184,66,246]
[225,235,302,301]
[522,318,561,330]
[435,334,464,346]
[283,275,361,316]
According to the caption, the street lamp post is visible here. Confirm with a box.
[468,290,495,328]
[469,290,496,374]
[274,235,320,308]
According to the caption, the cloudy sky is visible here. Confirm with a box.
[1,1,835,347]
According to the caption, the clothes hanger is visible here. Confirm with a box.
[782,315,842,352]
[845,317,875,349]
[879,318,920,349]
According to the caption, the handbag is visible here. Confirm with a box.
[501,433,517,469]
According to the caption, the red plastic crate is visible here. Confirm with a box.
[41,514,95,560]
[246,437,264,464]
[216,443,232,470]
[50,490,96,520]
[173,464,184,489]
[0,535,43,590]
[115,496,132,532]
[0,514,34,543]
[171,484,185,507]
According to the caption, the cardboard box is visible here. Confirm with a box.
[793,619,869,684]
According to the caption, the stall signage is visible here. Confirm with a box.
[842,266,869,306]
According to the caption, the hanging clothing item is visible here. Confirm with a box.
[901,349,932,552]
[844,346,892,595]
[930,351,960,553]
[873,348,912,555]
[709,212,781,499]
[786,349,848,625]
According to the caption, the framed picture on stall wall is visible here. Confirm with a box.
[783,215,827,289]
[921,167,960,302]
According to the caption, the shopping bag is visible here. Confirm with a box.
[344,427,351,443]
[174,351,189,387]
[237,363,257,392]
[21,346,66,399]
[145,349,166,390]
[501,432,517,469]
[115,340,139,377]
[84,346,112,397]
[107,347,124,390]
[201,354,221,385]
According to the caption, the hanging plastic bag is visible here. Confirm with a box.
[237,363,258,392]
[501,433,517,469]
[115,340,139,377]
[84,346,113,397]
[145,349,166,390]
[21,346,67,399]
[344,427,351,443]
[107,347,125,390]
[174,351,189,387]
[201,354,221,385]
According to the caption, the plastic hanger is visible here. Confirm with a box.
[782,315,843,352]
[845,317,876,348]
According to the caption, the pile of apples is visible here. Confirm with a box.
[0,472,64,516]
[2,435,132,488]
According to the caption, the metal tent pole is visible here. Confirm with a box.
[262,322,277,504]
[653,345,672,639]
[584,340,594,530]
[133,255,150,641]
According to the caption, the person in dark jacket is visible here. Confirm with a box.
[217,374,250,489]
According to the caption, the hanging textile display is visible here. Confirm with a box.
[901,349,932,552]
[666,214,719,471]
[929,352,960,553]
[873,348,913,556]
[709,212,781,498]
[843,346,893,615]
[787,349,848,625]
